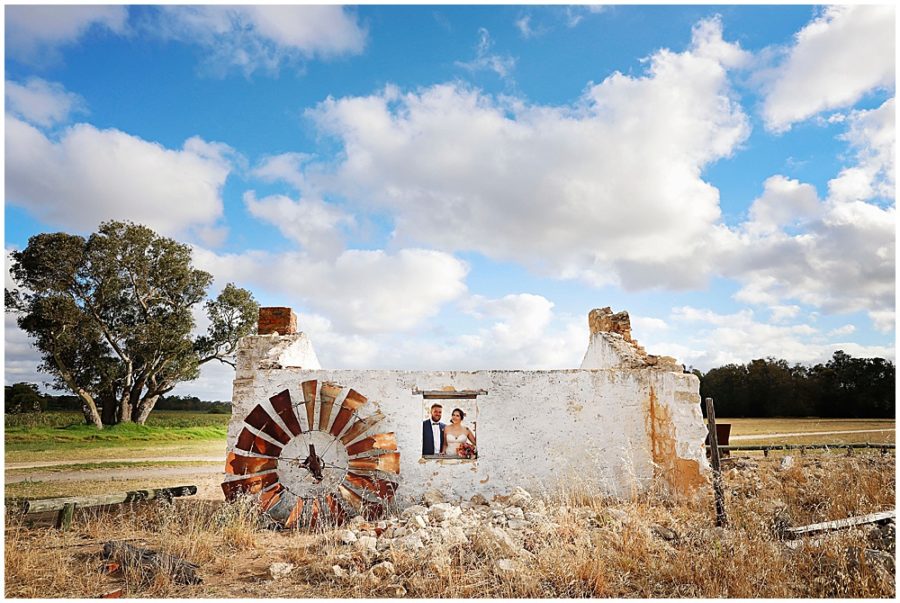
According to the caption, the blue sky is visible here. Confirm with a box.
[4,4,895,401]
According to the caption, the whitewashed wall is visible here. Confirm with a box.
[226,330,709,504]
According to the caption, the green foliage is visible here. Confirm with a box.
[700,351,895,418]
[4,383,47,413]
[5,221,258,426]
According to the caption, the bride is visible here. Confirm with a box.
[440,408,476,458]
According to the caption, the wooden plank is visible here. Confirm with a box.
[705,397,727,527]
[413,389,487,399]
[23,485,197,514]
[785,510,895,538]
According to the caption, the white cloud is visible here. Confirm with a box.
[5,116,233,240]
[666,306,894,370]
[244,191,354,258]
[191,247,469,333]
[454,28,516,79]
[761,5,895,132]
[251,152,312,191]
[746,175,821,233]
[5,5,128,65]
[769,305,801,323]
[728,199,894,321]
[5,78,85,127]
[515,16,535,39]
[724,97,895,332]
[837,98,895,201]
[828,324,856,337]
[305,17,749,290]
[153,5,366,76]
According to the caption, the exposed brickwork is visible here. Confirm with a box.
[588,307,633,341]
[258,307,297,335]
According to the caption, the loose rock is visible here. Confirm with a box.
[268,562,294,580]
[338,530,358,544]
[371,561,396,579]
[423,489,445,506]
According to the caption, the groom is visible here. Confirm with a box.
[422,403,445,456]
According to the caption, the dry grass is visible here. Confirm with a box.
[5,453,895,598]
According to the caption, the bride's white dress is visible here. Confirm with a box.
[443,431,469,457]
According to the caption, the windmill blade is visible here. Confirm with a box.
[344,472,398,499]
[259,483,284,512]
[338,484,365,514]
[317,382,342,432]
[244,405,291,445]
[339,410,385,445]
[301,380,317,432]
[348,451,400,474]
[283,498,305,530]
[269,389,303,436]
[221,472,278,500]
[329,389,367,437]
[346,432,397,457]
[236,427,282,457]
[306,497,321,530]
[225,452,278,475]
[324,494,347,525]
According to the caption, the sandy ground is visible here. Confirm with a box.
[731,428,895,441]
[5,464,223,484]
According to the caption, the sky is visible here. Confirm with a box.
[3,3,896,402]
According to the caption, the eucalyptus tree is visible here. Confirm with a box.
[6,221,259,427]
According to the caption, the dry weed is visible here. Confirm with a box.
[4,453,895,598]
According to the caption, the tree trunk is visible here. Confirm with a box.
[100,395,118,425]
[133,394,159,424]
[117,392,132,424]
[77,392,103,429]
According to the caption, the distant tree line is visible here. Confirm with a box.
[4,384,230,415]
[699,351,895,418]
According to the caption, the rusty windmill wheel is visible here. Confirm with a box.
[221,380,399,529]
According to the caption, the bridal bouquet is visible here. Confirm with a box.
[457,442,477,459]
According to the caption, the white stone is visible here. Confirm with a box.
[268,562,294,580]
[504,506,525,520]
[332,565,346,578]
[507,487,533,508]
[371,561,395,579]
[401,505,428,518]
[357,536,378,552]
[507,519,529,531]
[780,456,795,470]
[423,488,445,506]
[398,535,425,551]
[496,559,519,573]
[411,515,428,530]
[338,530,357,544]
[429,503,462,522]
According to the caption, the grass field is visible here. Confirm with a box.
[722,418,895,446]
[4,411,229,459]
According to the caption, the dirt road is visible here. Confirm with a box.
[730,428,895,441]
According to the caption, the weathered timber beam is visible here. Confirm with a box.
[785,510,895,539]
[22,485,197,514]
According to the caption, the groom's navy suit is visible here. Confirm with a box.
[422,419,445,455]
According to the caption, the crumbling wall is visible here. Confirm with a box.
[226,307,708,504]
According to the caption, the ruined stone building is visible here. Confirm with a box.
[221,307,709,528]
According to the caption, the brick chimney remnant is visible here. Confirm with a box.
[588,307,632,342]
[258,307,298,335]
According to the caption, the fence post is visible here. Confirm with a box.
[705,397,728,527]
